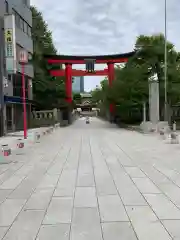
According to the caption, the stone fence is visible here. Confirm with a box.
[30,109,60,128]
[30,108,79,128]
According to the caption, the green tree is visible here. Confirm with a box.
[73,93,82,104]
[31,6,65,109]
[92,34,180,123]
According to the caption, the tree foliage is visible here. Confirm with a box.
[73,93,82,104]
[31,6,65,109]
[91,34,180,123]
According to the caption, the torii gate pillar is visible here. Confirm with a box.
[65,63,72,103]
[108,63,115,116]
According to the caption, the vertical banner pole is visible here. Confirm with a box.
[22,63,27,139]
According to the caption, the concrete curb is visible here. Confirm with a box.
[0,123,61,164]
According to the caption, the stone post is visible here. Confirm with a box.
[140,74,169,133]
[143,102,146,122]
[53,108,58,122]
[149,76,159,127]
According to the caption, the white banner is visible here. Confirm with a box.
[4,15,17,73]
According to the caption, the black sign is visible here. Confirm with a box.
[85,59,95,73]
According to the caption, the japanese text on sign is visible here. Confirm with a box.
[6,43,13,57]
[5,29,13,43]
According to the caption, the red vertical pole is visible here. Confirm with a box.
[108,63,115,114]
[22,63,27,139]
[65,64,72,103]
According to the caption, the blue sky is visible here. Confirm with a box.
[31,0,180,91]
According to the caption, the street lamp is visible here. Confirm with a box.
[164,0,168,121]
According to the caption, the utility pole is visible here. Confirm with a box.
[0,19,5,137]
[164,0,168,122]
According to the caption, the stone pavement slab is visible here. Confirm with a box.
[0,227,8,239]
[98,195,128,222]
[144,193,180,219]
[70,208,103,240]
[0,190,11,204]
[0,199,26,226]
[74,187,97,208]
[77,172,95,187]
[3,210,44,240]
[124,166,146,178]
[132,177,161,194]
[102,222,137,240]
[43,197,73,224]
[37,224,70,240]
[24,188,54,210]
[126,206,171,240]
[1,118,180,239]
[162,220,180,239]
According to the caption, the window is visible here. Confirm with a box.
[27,25,31,36]
[5,0,9,13]
[22,0,28,5]
[16,44,23,61]
[8,74,12,82]
[24,21,28,34]
[20,17,24,31]
[12,8,32,37]
[12,9,20,27]
[28,52,33,61]
[12,9,15,16]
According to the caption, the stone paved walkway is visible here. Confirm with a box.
[1,118,180,239]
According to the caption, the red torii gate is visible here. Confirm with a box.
[44,52,134,114]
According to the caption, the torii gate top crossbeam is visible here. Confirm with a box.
[44,51,135,64]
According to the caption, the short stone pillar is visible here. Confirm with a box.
[53,108,58,121]
[173,121,176,131]
[143,102,146,122]
[170,131,179,144]
[159,128,166,140]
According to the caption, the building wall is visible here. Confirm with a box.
[72,76,80,93]
[0,0,33,134]
[0,1,5,16]
[80,76,84,93]
[9,0,33,78]
[0,12,5,136]
[72,76,84,93]
[2,0,34,97]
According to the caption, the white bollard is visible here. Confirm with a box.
[35,132,41,143]
[0,148,12,164]
[27,132,35,143]
[170,131,179,144]
[16,139,25,155]
[159,128,166,140]
[54,123,60,129]
[17,139,24,149]
[50,126,54,133]
[173,121,176,131]
[1,144,11,156]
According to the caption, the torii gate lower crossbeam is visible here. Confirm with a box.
[50,69,109,77]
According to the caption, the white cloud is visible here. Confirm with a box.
[30,0,180,91]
